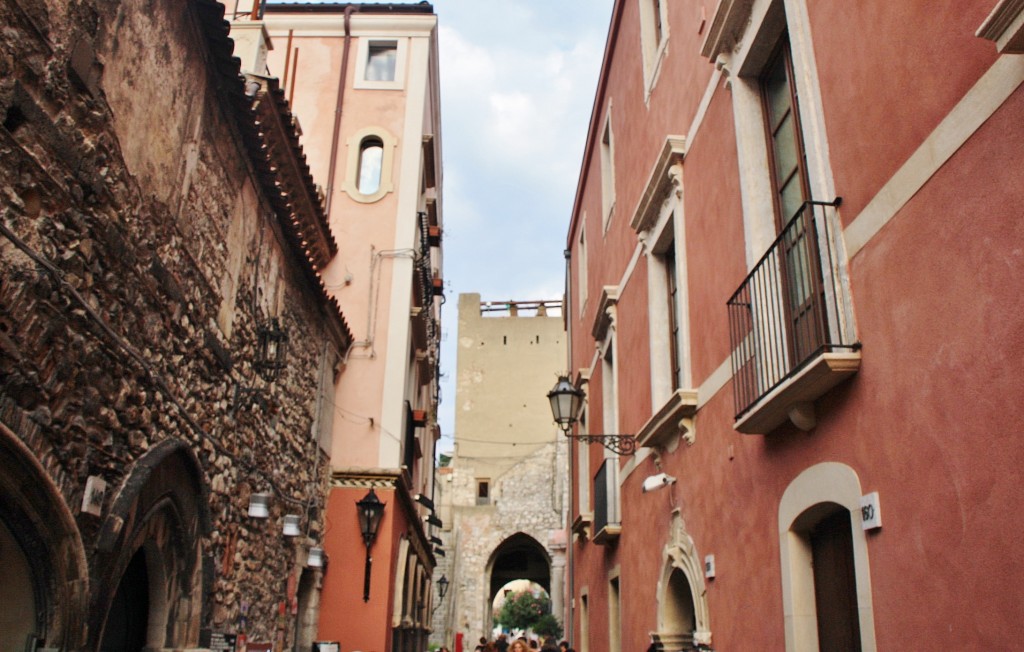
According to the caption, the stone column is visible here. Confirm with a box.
[549,551,566,628]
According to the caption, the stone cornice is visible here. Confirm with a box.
[700,0,754,61]
[631,135,687,233]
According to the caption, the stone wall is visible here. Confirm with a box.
[444,440,568,641]
[0,0,342,647]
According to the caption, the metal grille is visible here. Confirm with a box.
[727,199,855,420]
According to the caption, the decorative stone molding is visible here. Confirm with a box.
[656,509,712,648]
[631,136,687,233]
[591,286,620,341]
[700,0,755,61]
[636,389,699,450]
[977,0,1024,53]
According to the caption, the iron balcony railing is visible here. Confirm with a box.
[593,458,620,535]
[727,198,857,420]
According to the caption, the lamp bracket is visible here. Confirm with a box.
[566,433,637,456]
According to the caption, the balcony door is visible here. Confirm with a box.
[761,36,826,364]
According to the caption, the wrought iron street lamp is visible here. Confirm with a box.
[547,375,637,455]
[437,574,449,600]
[357,488,386,602]
[255,317,289,381]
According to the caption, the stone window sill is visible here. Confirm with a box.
[593,523,621,545]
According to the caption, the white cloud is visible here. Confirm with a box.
[430,0,614,436]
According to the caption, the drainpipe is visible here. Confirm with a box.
[563,247,575,648]
[324,5,357,217]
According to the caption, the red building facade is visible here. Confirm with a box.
[564,1,1024,650]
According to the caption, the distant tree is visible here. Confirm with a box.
[494,591,552,633]
[438,453,452,467]
[533,613,563,638]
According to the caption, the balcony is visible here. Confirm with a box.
[727,199,860,434]
[593,458,621,545]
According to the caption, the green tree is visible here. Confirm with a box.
[533,613,563,638]
[494,591,556,633]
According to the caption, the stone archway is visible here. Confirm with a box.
[90,438,211,650]
[656,509,711,649]
[486,533,552,634]
[0,421,89,650]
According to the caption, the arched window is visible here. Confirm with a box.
[345,128,395,202]
[358,137,384,195]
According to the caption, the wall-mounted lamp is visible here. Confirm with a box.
[248,493,271,518]
[437,574,449,600]
[547,375,637,455]
[357,488,386,602]
[307,546,325,568]
[255,317,289,381]
[283,514,302,536]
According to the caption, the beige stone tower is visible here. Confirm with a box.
[432,293,569,646]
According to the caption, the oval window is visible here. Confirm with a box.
[358,138,384,195]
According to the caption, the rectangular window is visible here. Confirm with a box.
[600,112,616,230]
[577,403,590,515]
[639,0,670,97]
[577,225,588,315]
[665,246,682,391]
[580,593,590,652]
[608,576,622,652]
[476,479,490,505]
[365,41,397,81]
[601,344,617,437]
[355,38,406,90]
[761,35,810,229]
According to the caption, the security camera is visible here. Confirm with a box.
[642,472,677,493]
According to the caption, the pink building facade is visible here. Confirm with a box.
[564,1,1024,650]
[231,3,445,651]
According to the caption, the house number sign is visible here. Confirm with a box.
[860,491,882,531]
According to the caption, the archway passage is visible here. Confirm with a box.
[0,517,37,651]
[100,547,150,652]
[488,533,551,602]
[89,439,211,650]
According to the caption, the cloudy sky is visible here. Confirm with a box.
[431,0,615,451]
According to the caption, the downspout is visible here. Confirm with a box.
[324,5,357,217]
[563,247,575,648]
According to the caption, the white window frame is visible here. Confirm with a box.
[577,385,591,517]
[608,570,622,652]
[578,218,589,316]
[639,0,670,101]
[344,127,397,203]
[600,107,617,232]
[354,37,407,90]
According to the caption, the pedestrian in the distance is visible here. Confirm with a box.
[509,640,530,652]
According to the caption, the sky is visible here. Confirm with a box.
[430,0,615,453]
